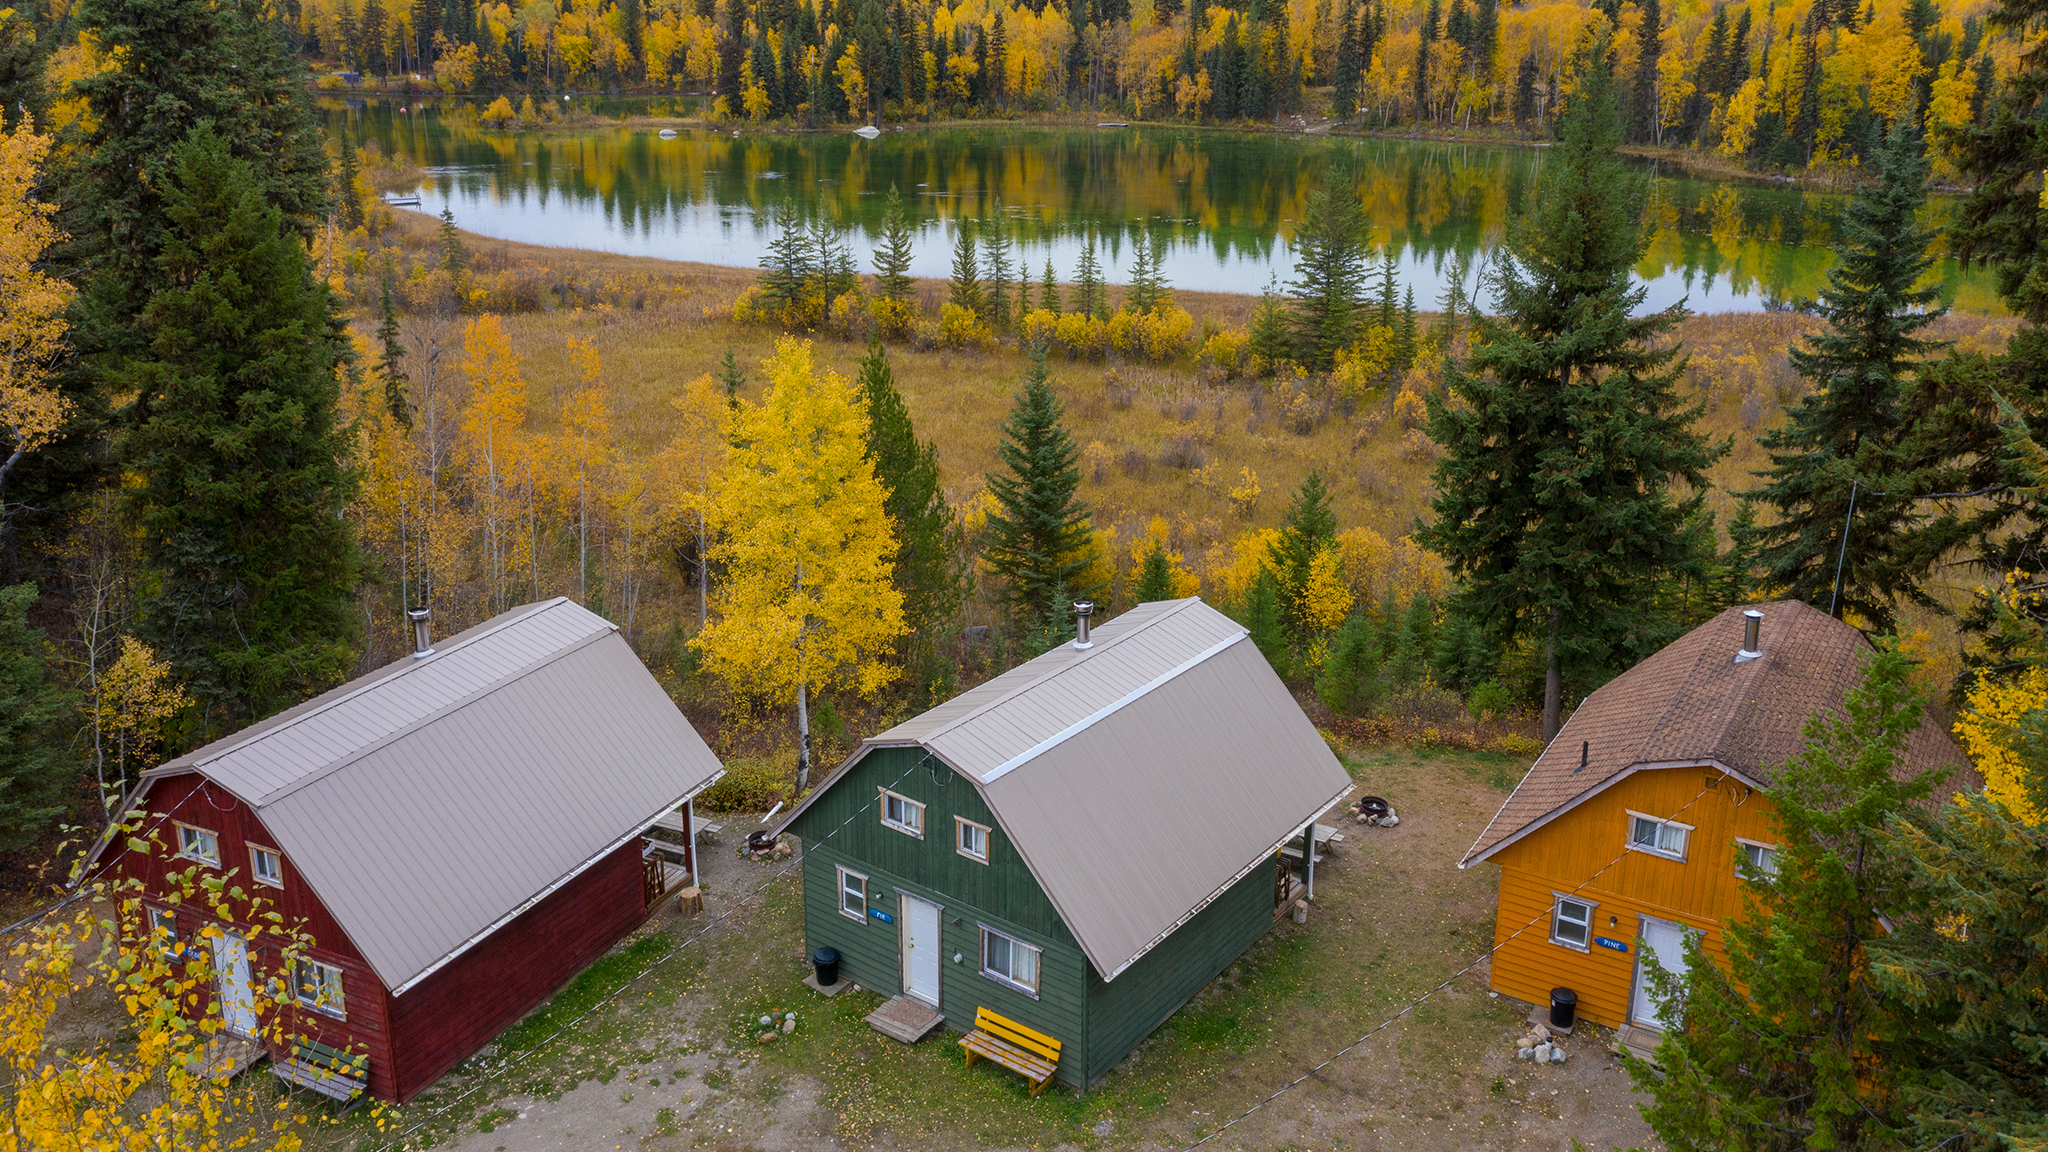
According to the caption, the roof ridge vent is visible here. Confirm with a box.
[1734,608,1764,664]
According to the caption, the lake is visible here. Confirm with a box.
[328,97,2001,315]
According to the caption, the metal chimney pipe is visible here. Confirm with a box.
[1073,601,1095,650]
[1735,609,1763,664]
[407,607,434,659]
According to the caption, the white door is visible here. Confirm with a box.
[899,894,942,1007]
[1630,917,1692,1030]
[212,931,259,1038]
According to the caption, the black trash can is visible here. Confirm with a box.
[812,946,842,988]
[1549,987,1578,1030]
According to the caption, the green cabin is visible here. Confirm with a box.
[779,598,1353,1088]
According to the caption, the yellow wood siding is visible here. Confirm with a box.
[1483,766,1781,1029]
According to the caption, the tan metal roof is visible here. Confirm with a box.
[785,599,1353,980]
[1460,600,1972,867]
[141,599,725,993]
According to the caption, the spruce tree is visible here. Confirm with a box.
[761,198,815,317]
[1333,0,1361,120]
[948,218,984,317]
[718,347,746,405]
[0,583,76,850]
[1267,470,1338,633]
[1072,231,1107,319]
[375,257,412,429]
[335,127,365,230]
[1317,609,1383,715]
[983,350,1095,623]
[1127,226,1169,313]
[1633,645,1947,1150]
[981,204,1015,328]
[1395,285,1418,369]
[120,128,361,735]
[872,184,917,301]
[1248,275,1291,372]
[1743,119,1946,632]
[858,339,961,629]
[1234,567,1289,672]
[1286,180,1368,366]
[1417,61,1723,739]
[1375,249,1399,329]
[1135,543,1174,602]
[1039,258,1061,314]
[437,206,469,277]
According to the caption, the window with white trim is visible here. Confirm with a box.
[176,823,219,865]
[292,958,346,1018]
[837,866,868,921]
[880,789,925,838]
[980,925,1041,996]
[1736,840,1779,879]
[249,845,283,888]
[956,817,990,863]
[1627,812,1691,861]
[1550,895,1595,950]
[146,906,179,956]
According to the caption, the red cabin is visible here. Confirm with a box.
[89,599,726,1103]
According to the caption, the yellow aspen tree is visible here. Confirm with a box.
[3,829,349,1151]
[457,316,531,615]
[0,114,71,522]
[836,43,867,122]
[89,637,190,812]
[692,338,905,791]
[558,337,616,608]
[659,372,730,630]
[1300,548,1355,634]
[1954,666,2047,824]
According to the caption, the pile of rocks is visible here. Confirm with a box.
[1514,1022,1569,1064]
[755,1011,798,1043]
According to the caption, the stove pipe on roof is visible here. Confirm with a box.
[1735,608,1764,664]
[1073,601,1095,650]
[407,607,434,659]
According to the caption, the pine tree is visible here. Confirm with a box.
[983,349,1095,623]
[761,198,815,317]
[981,204,1015,328]
[375,257,412,429]
[1376,249,1399,329]
[1287,181,1371,371]
[1743,119,1946,632]
[1039,258,1060,314]
[1316,609,1383,715]
[1395,285,1418,369]
[1632,0,1663,143]
[858,338,961,630]
[1127,225,1170,313]
[1417,62,1723,740]
[1135,543,1174,602]
[872,184,917,301]
[718,346,746,405]
[121,128,361,734]
[1333,0,1361,120]
[1414,0,1439,121]
[948,218,984,317]
[1072,231,1107,319]
[1267,470,1338,633]
[1248,275,1291,373]
[0,583,75,849]
[335,127,365,230]
[1633,645,1948,1149]
[437,206,468,277]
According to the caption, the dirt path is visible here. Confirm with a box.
[372,748,1659,1152]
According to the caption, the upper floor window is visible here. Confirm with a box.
[1736,839,1779,880]
[880,789,924,839]
[1627,812,1691,861]
[249,845,283,888]
[176,823,219,866]
[956,817,990,863]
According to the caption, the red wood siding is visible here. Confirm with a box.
[118,774,399,1099]
[1481,766,1780,1029]
[384,839,649,1102]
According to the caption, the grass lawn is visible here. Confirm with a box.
[309,743,1659,1151]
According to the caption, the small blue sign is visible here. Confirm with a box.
[869,908,894,924]
[1594,936,1629,953]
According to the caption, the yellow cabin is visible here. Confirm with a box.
[1459,601,1969,1041]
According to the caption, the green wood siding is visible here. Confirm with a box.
[1081,858,1282,1084]
[790,748,1092,1084]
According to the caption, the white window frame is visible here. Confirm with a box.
[1549,893,1597,952]
[1735,838,1780,880]
[146,906,179,956]
[248,845,284,888]
[978,924,1042,998]
[837,865,868,922]
[879,789,925,839]
[956,817,991,863]
[175,823,220,866]
[292,957,347,1019]
[1625,810,1693,862]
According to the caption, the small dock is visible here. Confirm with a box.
[382,194,422,207]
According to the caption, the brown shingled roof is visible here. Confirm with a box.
[1460,600,1970,867]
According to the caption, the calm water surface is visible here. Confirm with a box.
[329,97,2000,315]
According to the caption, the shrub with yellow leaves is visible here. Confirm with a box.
[938,303,994,350]
[1199,328,1248,378]
[1228,466,1260,517]
[1020,307,1061,349]
[1299,548,1354,635]
[1954,665,2046,824]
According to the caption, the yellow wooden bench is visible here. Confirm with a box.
[960,1007,1062,1096]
